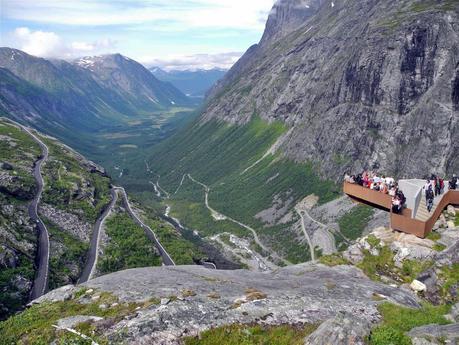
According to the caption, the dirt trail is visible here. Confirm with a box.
[240,128,294,175]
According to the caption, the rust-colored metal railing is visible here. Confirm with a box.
[343,182,392,210]
[343,182,459,238]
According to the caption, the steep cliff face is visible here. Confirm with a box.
[261,0,326,44]
[204,0,459,178]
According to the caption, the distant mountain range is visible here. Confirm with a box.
[0,48,192,148]
[150,67,227,98]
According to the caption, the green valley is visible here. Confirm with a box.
[144,117,340,264]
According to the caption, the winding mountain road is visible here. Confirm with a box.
[187,174,291,267]
[21,126,50,300]
[301,207,338,255]
[115,186,175,266]
[295,208,316,262]
[79,188,118,283]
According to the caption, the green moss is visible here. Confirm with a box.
[367,235,381,248]
[74,288,87,299]
[433,243,447,252]
[183,323,319,345]
[427,231,441,241]
[401,260,433,282]
[369,302,451,345]
[411,0,458,13]
[359,245,394,280]
[319,254,349,267]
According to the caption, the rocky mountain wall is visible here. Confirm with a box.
[203,0,459,178]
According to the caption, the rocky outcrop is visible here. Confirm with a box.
[40,204,92,243]
[203,0,459,178]
[408,324,459,344]
[304,312,371,345]
[34,264,418,344]
[0,171,36,200]
[260,0,326,45]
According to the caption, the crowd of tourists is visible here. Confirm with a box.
[345,171,458,215]
[344,171,406,214]
[423,174,458,212]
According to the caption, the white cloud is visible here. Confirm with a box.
[12,27,117,58]
[4,0,275,31]
[140,52,242,71]
[14,27,63,57]
[2,1,278,70]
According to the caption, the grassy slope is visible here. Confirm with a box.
[116,193,205,266]
[168,178,250,238]
[148,117,339,263]
[46,220,89,290]
[369,303,451,345]
[41,136,111,223]
[0,290,157,344]
[184,324,318,345]
[335,205,375,251]
[98,213,162,274]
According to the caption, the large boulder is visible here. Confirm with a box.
[408,324,459,344]
[343,244,364,264]
[447,205,457,217]
[304,312,371,345]
[0,162,14,170]
[0,245,19,268]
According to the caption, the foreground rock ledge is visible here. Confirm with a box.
[34,264,419,344]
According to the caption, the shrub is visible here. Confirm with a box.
[366,235,381,248]
[319,254,349,267]
[368,302,451,345]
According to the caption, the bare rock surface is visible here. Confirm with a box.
[255,193,295,226]
[372,228,436,265]
[304,312,371,345]
[57,315,104,329]
[35,264,419,344]
[40,203,92,242]
[204,0,459,178]
[309,196,355,223]
[408,324,459,344]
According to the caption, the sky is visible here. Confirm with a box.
[0,0,275,70]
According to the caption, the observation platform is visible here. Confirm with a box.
[343,181,459,238]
